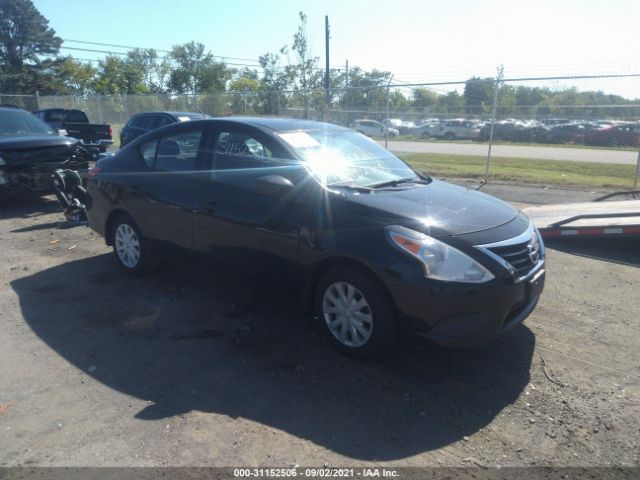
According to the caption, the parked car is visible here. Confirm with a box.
[414,121,442,139]
[33,108,112,152]
[478,121,548,143]
[120,111,209,147]
[350,119,399,137]
[542,123,596,144]
[539,118,571,126]
[433,119,481,140]
[0,107,94,196]
[86,117,546,357]
[383,118,415,135]
[583,124,640,147]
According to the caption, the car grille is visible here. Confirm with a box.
[486,236,540,278]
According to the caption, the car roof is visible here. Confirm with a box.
[34,108,83,112]
[207,116,349,132]
[0,106,29,113]
[136,111,208,117]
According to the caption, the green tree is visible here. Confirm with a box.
[286,12,319,118]
[339,67,392,114]
[463,77,494,114]
[93,55,148,94]
[54,57,97,96]
[0,0,62,93]
[126,48,171,93]
[168,41,230,94]
[257,50,290,114]
[412,88,438,112]
[228,68,261,114]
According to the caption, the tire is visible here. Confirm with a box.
[444,132,455,141]
[111,213,159,276]
[609,137,620,148]
[314,266,396,358]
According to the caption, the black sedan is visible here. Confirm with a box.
[86,117,545,357]
[119,111,209,147]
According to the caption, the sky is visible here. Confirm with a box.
[34,0,640,97]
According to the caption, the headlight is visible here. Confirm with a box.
[387,226,495,283]
[0,155,6,166]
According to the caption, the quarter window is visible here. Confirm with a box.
[139,139,157,168]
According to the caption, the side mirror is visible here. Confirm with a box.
[254,175,294,196]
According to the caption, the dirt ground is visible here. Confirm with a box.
[0,182,638,469]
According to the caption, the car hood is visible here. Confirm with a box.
[343,179,519,237]
[0,135,80,166]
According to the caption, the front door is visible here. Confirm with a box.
[193,125,311,293]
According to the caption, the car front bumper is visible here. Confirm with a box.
[382,261,545,348]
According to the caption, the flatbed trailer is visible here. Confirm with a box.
[522,192,640,239]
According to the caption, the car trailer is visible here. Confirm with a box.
[522,191,640,239]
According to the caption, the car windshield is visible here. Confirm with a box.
[0,110,56,137]
[277,129,417,188]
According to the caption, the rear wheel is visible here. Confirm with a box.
[444,132,455,141]
[111,213,159,275]
[315,266,396,358]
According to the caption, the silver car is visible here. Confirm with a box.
[434,119,481,140]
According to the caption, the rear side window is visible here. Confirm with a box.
[139,130,203,171]
[138,115,155,129]
[66,110,89,122]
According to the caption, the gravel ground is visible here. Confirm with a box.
[0,182,638,469]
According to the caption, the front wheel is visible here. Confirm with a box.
[111,214,159,275]
[315,266,396,358]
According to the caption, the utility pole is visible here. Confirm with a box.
[345,59,349,126]
[325,15,331,119]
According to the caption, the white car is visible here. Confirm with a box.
[350,119,400,137]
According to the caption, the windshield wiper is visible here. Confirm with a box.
[327,182,373,193]
[367,176,430,189]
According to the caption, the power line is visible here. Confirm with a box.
[61,38,347,72]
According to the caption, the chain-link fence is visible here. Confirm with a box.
[6,72,640,190]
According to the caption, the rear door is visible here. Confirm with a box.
[193,124,309,292]
[129,124,209,258]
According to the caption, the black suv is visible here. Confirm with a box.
[120,111,209,147]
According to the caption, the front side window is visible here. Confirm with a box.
[213,130,294,174]
[278,129,416,188]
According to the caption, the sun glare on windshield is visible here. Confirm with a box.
[278,129,415,188]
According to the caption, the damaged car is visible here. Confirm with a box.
[0,107,95,197]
